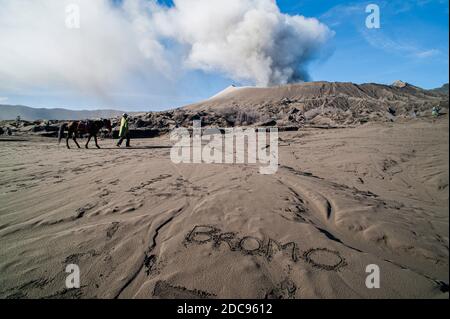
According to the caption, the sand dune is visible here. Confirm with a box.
[0,116,448,299]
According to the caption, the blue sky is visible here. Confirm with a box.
[1,0,448,111]
[296,0,449,88]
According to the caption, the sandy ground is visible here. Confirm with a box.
[0,117,448,299]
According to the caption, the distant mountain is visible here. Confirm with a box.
[173,81,449,127]
[0,105,125,121]
[429,83,449,95]
[184,81,447,112]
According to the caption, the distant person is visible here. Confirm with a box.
[432,106,440,118]
[117,113,131,148]
[6,127,12,136]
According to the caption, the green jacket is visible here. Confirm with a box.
[119,117,129,137]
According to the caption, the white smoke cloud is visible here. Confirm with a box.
[0,0,333,98]
[151,0,333,85]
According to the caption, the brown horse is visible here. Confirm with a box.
[58,119,112,149]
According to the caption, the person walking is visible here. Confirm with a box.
[432,106,440,118]
[117,113,131,147]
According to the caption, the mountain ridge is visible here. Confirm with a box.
[1,81,448,125]
[185,81,448,110]
[0,104,126,121]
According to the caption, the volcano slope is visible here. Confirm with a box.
[122,81,449,133]
[175,81,449,127]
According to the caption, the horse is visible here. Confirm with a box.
[58,119,112,149]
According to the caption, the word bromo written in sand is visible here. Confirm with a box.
[184,225,347,271]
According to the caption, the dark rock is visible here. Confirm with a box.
[189,113,201,121]
[44,125,60,132]
[260,119,277,127]
[32,125,45,132]
[387,107,396,116]
[135,119,152,128]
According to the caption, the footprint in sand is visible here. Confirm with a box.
[74,202,97,219]
[98,188,112,198]
[127,174,172,195]
[106,222,120,239]
[64,250,99,264]
[281,193,310,223]
[114,199,144,214]
[266,278,297,299]
[152,280,216,299]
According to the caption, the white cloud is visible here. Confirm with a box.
[0,0,333,98]
[0,97,9,103]
[320,3,365,27]
[0,0,164,97]
[360,29,441,59]
[415,49,441,58]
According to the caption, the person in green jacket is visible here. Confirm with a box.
[432,106,440,118]
[117,113,131,147]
